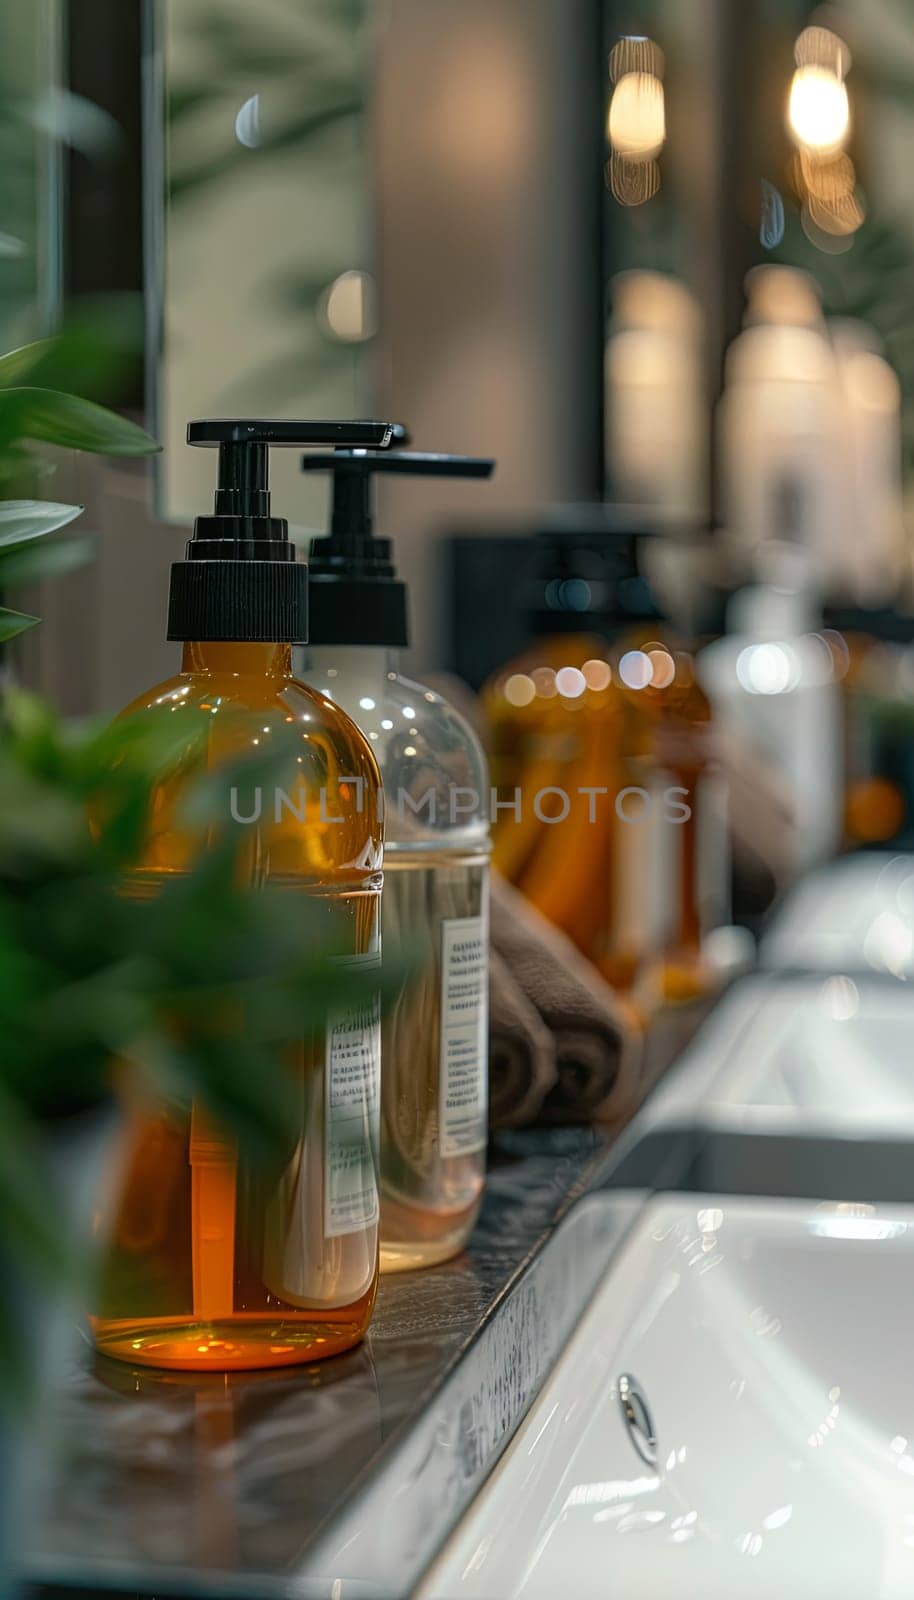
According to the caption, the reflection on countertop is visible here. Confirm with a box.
[31,1127,644,1599]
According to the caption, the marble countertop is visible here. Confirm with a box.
[30,1128,644,1600]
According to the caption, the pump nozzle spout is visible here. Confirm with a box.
[187,418,399,525]
[169,418,399,643]
[300,443,496,649]
[216,441,269,518]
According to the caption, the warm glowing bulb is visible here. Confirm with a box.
[531,667,557,699]
[608,152,661,207]
[582,658,612,691]
[504,673,536,708]
[796,147,855,203]
[555,666,587,699]
[807,185,865,238]
[736,642,796,695]
[844,351,901,414]
[619,650,653,690]
[608,72,666,160]
[794,25,851,78]
[646,647,675,689]
[320,270,378,344]
[788,66,850,154]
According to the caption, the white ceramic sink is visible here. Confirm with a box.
[419,1193,914,1600]
[606,973,914,1200]
[761,852,914,977]
[634,972,914,1140]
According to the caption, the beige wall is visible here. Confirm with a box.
[376,0,601,667]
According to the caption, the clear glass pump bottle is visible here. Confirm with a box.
[92,420,390,1371]
[298,445,495,1272]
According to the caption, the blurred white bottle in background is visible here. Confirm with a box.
[698,543,843,878]
[719,266,907,607]
[718,267,850,589]
[831,318,906,606]
[605,270,708,523]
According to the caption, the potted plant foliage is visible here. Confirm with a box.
[0,326,395,1592]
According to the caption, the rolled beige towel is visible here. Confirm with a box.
[490,872,642,1125]
[489,949,558,1128]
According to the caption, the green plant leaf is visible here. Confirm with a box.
[0,499,83,550]
[27,87,121,162]
[0,606,40,641]
[0,532,95,587]
[168,84,223,122]
[0,1089,75,1282]
[169,100,360,200]
[0,389,160,457]
[0,298,144,405]
[0,340,54,388]
[2,685,61,743]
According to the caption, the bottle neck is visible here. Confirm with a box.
[302,643,401,680]
[182,641,293,676]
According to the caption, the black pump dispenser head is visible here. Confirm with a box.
[526,507,663,639]
[167,419,395,642]
[302,444,495,647]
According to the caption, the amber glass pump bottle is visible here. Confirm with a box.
[484,520,628,980]
[298,443,495,1272]
[485,518,725,1013]
[604,534,723,1007]
[92,418,392,1372]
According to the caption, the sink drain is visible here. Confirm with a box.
[618,1374,657,1467]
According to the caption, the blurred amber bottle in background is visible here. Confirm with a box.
[484,519,726,1016]
[490,634,623,970]
[485,525,624,976]
[606,542,723,1008]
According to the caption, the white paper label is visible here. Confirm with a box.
[439,914,489,1158]
[611,797,666,957]
[324,975,381,1239]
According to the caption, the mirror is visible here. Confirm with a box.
[150,0,378,528]
[0,0,62,351]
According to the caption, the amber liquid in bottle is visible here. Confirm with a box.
[487,635,619,895]
[92,642,383,1371]
[832,630,907,847]
[486,630,721,1014]
[611,633,719,1007]
[486,637,641,997]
